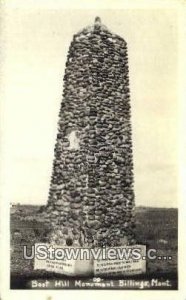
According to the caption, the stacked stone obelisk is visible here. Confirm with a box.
[47,17,135,247]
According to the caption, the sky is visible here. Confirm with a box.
[1,8,178,207]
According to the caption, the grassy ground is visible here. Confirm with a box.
[10,205,178,288]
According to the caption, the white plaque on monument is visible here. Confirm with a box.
[94,245,146,276]
[34,243,76,275]
[34,243,93,276]
[34,243,146,276]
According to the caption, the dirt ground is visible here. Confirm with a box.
[10,205,178,288]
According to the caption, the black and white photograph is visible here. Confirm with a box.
[1,1,186,299]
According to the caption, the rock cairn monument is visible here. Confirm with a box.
[46,17,135,248]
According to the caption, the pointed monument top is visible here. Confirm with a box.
[94,16,101,30]
[95,16,101,24]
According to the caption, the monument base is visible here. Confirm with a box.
[34,243,146,277]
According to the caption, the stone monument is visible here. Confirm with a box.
[34,17,146,277]
[46,17,136,249]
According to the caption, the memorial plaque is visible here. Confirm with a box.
[34,243,146,276]
[94,245,146,276]
[34,243,76,275]
[34,243,93,276]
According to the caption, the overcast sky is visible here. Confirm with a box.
[1,8,178,207]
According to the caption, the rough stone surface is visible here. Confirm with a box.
[46,18,135,247]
